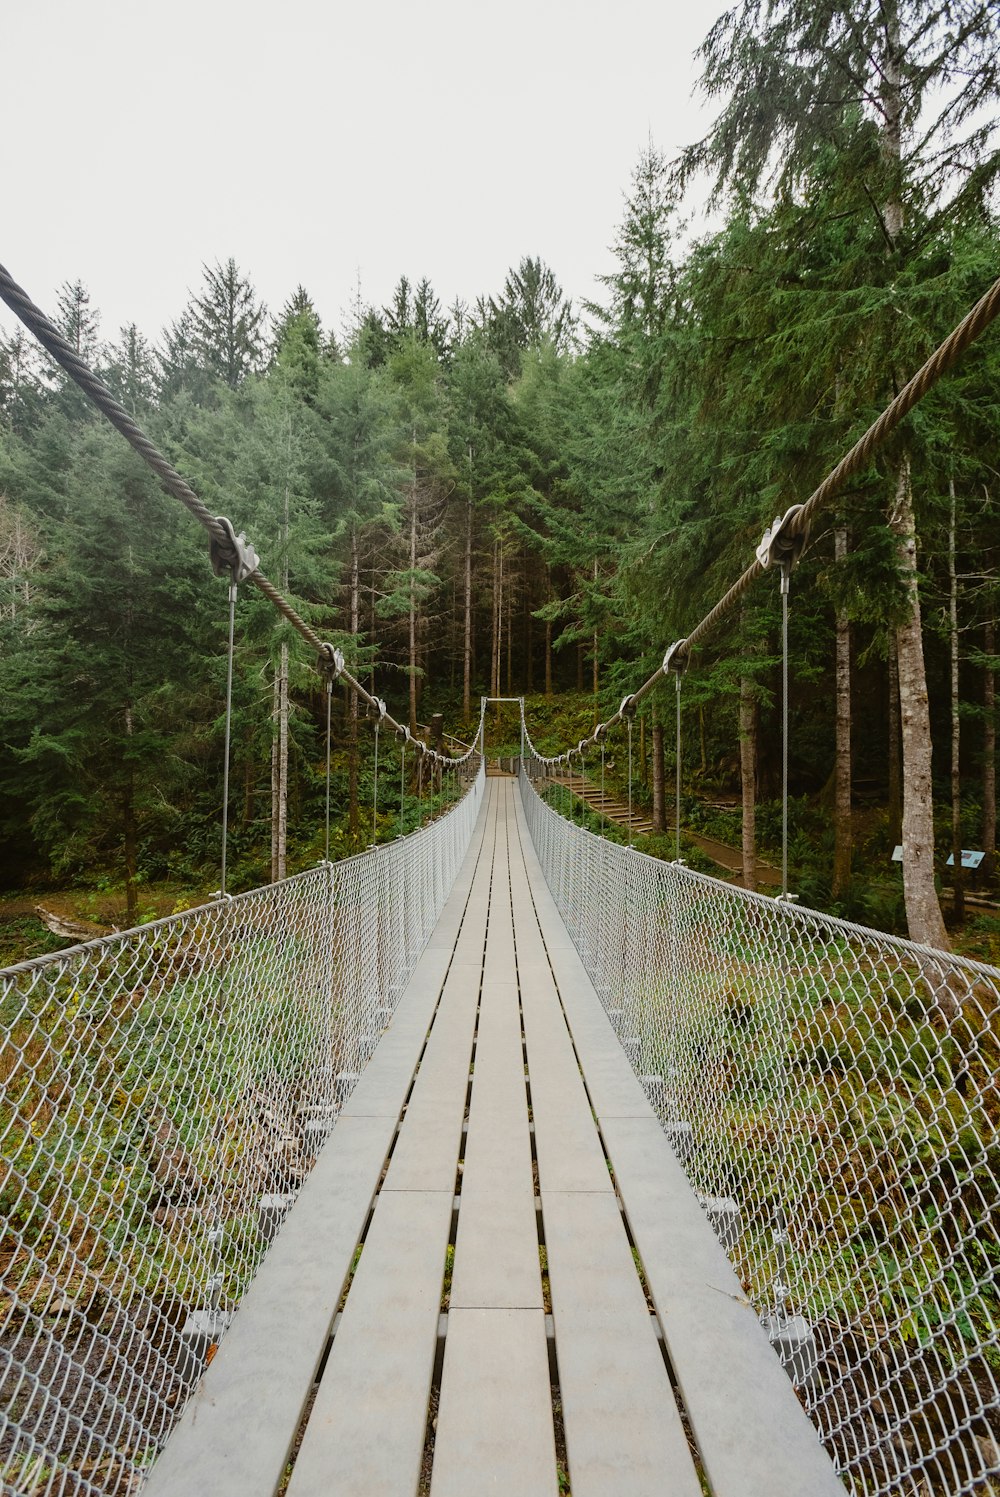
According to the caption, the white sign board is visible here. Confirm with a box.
[946,850,985,869]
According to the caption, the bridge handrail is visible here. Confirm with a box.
[0,762,485,1497]
[519,761,1000,1497]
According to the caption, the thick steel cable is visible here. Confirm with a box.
[0,261,483,774]
[523,271,1000,761]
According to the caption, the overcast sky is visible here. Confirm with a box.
[3,0,729,347]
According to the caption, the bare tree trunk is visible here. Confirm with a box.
[831,527,852,899]
[949,479,963,920]
[463,492,473,721]
[544,565,553,698]
[888,637,903,847]
[409,479,418,735]
[369,566,377,694]
[123,704,138,925]
[270,645,289,881]
[525,585,534,694]
[506,559,514,694]
[891,458,950,949]
[491,536,502,697]
[984,615,996,880]
[271,669,280,877]
[651,720,666,834]
[698,705,707,776]
[592,557,599,710]
[349,525,360,848]
[739,674,757,892]
[272,459,291,878]
[277,643,288,878]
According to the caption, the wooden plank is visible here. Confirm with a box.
[511,783,843,1497]
[286,1189,454,1497]
[430,1309,558,1497]
[143,1113,400,1497]
[597,1115,845,1497]
[289,784,507,1495]
[146,782,493,1497]
[542,1189,702,1497]
[385,971,480,1192]
[520,977,611,1196]
[450,978,539,1310]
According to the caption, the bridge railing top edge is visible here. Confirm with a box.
[516,763,1000,988]
[1,760,485,982]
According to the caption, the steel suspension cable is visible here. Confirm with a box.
[0,261,483,777]
[519,271,1000,763]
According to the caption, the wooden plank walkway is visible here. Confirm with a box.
[145,780,843,1497]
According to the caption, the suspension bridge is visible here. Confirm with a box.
[1,265,999,1495]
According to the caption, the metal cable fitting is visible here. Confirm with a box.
[209,516,260,584]
[317,644,346,681]
[755,506,807,573]
[662,640,689,675]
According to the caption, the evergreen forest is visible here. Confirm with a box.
[2,0,1000,965]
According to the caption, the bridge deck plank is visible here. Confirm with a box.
[285,793,501,1497]
[512,783,845,1497]
[147,779,843,1497]
[509,798,707,1497]
[431,794,556,1492]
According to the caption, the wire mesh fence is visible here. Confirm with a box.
[0,761,484,1497]
[520,759,1000,1497]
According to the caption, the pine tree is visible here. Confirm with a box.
[55,280,100,363]
[675,0,1000,948]
[187,258,268,388]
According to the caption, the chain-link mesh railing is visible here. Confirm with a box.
[0,761,484,1497]
[520,760,1000,1497]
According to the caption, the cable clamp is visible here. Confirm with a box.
[577,739,588,756]
[210,516,260,583]
[317,644,345,681]
[662,639,688,676]
[374,698,388,721]
[619,694,637,721]
[774,891,799,904]
[396,724,412,744]
[755,505,807,572]
[593,722,607,744]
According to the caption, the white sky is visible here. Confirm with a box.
[2,0,728,346]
